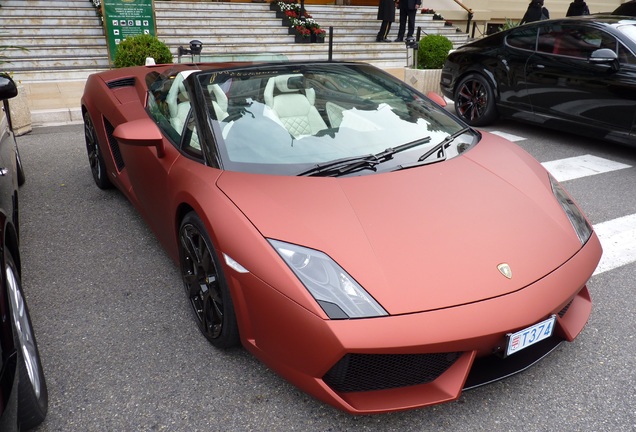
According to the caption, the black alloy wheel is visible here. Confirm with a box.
[178,212,239,349]
[454,73,498,127]
[5,250,48,430]
[83,112,112,189]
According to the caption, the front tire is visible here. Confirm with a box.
[178,212,240,349]
[454,73,498,127]
[5,250,48,430]
[83,111,112,189]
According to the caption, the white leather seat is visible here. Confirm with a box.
[208,84,229,121]
[264,74,327,138]
[166,70,199,135]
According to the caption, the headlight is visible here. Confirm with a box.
[549,174,592,245]
[268,239,388,319]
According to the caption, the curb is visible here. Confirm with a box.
[31,108,83,128]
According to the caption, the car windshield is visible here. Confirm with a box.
[196,63,476,176]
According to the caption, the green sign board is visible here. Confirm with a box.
[102,0,157,63]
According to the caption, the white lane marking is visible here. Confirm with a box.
[490,131,526,142]
[593,214,636,275]
[541,155,631,182]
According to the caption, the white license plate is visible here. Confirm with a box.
[506,315,556,357]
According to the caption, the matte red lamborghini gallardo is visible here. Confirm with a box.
[81,61,602,414]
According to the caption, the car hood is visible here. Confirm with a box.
[216,134,584,315]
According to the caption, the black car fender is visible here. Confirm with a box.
[455,67,501,101]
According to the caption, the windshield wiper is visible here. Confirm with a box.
[418,127,470,162]
[296,135,431,177]
[392,127,471,172]
[296,155,380,177]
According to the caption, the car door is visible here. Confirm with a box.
[525,22,636,140]
[498,25,540,112]
[120,71,205,251]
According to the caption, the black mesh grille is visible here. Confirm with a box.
[558,299,574,318]
[323,352,462,393]
[104,118,125,171]
[106,77,135,89]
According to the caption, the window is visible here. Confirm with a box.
[618,43,636,65]
[182,111,203,158]
[507,27,538,51]
[147,87,180,143]
[147,69,204,159]
[539,24,616,58]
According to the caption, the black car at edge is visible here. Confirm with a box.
[441,16,636,146]
[0,74,48,431]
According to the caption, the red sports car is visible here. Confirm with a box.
[80,61,602,414]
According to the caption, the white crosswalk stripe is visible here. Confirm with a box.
[591,214,636,275]
[490,131,526,142]
[542,155,632,182]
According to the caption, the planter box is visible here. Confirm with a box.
[295,34,311,43]
[311,33,325,43]
[404,68,442,95]
[9,85,32,136]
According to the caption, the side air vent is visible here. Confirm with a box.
[106,77,136,89]
[104,118,125,171]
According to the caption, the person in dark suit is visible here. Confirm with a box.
[566,0,590,16]
[394,0,421,42]
[376,0,396,42]
[520,0,550,24]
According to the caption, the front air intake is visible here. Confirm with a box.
[323,352,462,393]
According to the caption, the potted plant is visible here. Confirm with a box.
[417,34,453,69]
[304,18,325,43]
[311,27,326,43]
[404,34,453,94]
[293,25,311,43]
[113,34,173,68]
[272,0,325,43]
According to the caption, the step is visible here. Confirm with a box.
[1,0,93,7]
[0,17,103,26]
[9,56,110,70]
[0,35,106,47]
[155,18,285,27]
[5,45,108,58]
[0,8,96,17]
[154,1,271,11]
[1,26,105,37]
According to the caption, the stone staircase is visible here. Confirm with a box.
[0,0,109,81]
[2,0,470,82]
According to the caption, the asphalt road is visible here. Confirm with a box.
[16,122,636,431]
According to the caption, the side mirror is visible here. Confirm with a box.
[427,91,447,108]
[589,48,618,65]
[0,74,18,101]
[113,118,165,158]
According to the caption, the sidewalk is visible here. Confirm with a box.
[21,80,86,127]
[20,67,406,128]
